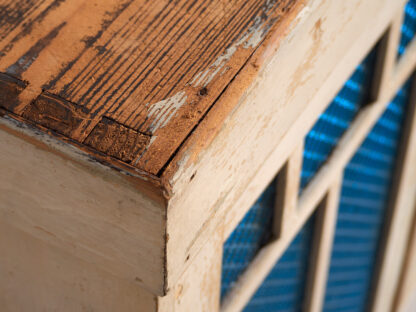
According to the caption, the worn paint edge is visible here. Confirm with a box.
[161,0,308,186]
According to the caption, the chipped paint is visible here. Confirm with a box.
[146,91,187,132]
[190,14,270,88]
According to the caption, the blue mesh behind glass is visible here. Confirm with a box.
[221,182,276,298]
[243,217,315,312]
[398,0,416,57]
[323,80,412,312]
[300,51,376,191]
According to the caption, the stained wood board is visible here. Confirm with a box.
[0,0,301,175]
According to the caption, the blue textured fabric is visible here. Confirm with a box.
[323,80,411,312]
[243,217,315,312]
[300,52,376,191]
[221,182,276,299]
[398,0,416,57]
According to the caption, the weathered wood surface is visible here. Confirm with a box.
[0,0,306,298]
[0,221,158,312]
[0,114,167,295]
[0,0,300,175]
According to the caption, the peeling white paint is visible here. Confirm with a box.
[146,91,187,132]
[294,5,311,24]
[190,14,269,88]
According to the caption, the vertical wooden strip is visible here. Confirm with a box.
[159,224,224,312]
[303,175,342,312]
[273,142,303,238]
[372,7,405,101]
[370,76,416,312]
[393,207,416,312]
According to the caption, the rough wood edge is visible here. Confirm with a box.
[158,225,224,312]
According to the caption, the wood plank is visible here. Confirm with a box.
[303,175,341,312]
[0,221,158,312]
[162,0,405,296]
[0,0,302,175]
[0,114,167,295]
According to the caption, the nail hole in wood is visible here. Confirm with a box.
[198,87,208,96]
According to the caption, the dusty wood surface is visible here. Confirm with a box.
[0,0,300,176]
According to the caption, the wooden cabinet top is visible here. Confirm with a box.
[0,0,303,178]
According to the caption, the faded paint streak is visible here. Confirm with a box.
[146,91,187,132]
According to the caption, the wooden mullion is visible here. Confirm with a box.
[372,7,405,101]
[393,205,416,312]
[393,32,416,91]
[273,142,303,238]
[303,175,342,312]
[299,35,416,222]
[221,180,331,312]
[369,71,416,312]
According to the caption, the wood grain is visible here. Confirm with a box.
[0,0,299,175]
